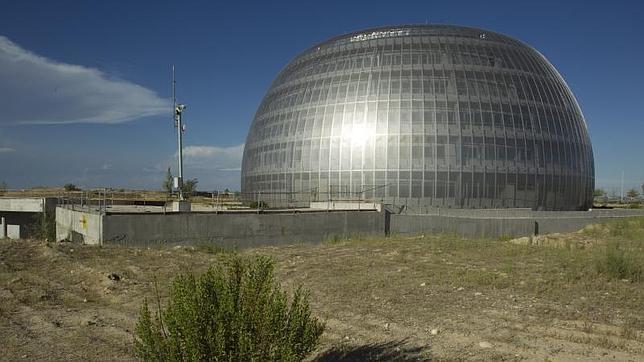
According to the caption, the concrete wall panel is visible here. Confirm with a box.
[0,198,46,212]
[391,214,535,239]
[7,224,21,239]
[102,211,384,247]
[55,207,102,245]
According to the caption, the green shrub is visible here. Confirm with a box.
[249,201,269,209]
[30,212,56,241]
[595,245,642,282]
[134,254,324,361]
[63,183,80,192]
[193,242,235,255]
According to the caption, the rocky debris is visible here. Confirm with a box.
[0,287,13,299]
[478,341,492,348]
[80,319,96,327]
[107,273,121,282]
[474,292,483,297]
[508,233,594,249]
[430,329,439,335]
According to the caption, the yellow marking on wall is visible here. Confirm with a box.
[79,215,88,230]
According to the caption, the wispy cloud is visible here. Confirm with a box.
[0,147,15,153]
[0,35,170,125]
[155,143,244,190]
[182,144,244,171]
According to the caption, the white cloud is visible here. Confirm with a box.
[0,147,15,153]
[0,36,171,125]
[158,144,244,190]
[182,144,245,171]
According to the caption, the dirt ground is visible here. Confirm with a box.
[1,220,643,361]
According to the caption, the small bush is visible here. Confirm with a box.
[134,254,324,361]
[63,183,80,192]
[595,245,642,282]
[249,201,269,209]
[498,234,514,242]
[193,242,234,255]
[30,212,56,242]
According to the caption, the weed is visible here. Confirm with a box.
[193,242,234,255]
[498,234,514,242]
[581,320,594,334]
[29,212,56,242]
[620,325,637,340]
[249,200,269,209]
[595,244,642,282]
[323,234,344,244]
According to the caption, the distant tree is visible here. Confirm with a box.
[183,178,198,196]
[641,183,644,196]
[0,181,7,195]
[63,183,80,192]
[162,167,173,193]
[626,188,639,199]
[593,188,606,198]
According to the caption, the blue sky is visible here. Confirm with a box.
[0,0,642,193]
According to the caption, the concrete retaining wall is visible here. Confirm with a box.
[0,198,46,212]
[391,210,644,239]
[54,204,644,247]
[56,207,102,245]
[391,214,535,238]
[0,197,58,213]
[102,211,384,247]
[309,201,382,212]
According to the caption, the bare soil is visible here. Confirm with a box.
[1,221,643,361]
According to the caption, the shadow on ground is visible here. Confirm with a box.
[315,339,429,361]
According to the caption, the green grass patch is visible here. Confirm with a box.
[595,244,642,282]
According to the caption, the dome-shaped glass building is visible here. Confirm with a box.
[241,25,594,210]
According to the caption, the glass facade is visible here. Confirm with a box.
[241,25,594,210]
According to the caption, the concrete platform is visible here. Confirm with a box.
[55,203,644,247]
[56,205,384,246]
[0,197,58,239]
[0,197,57,213]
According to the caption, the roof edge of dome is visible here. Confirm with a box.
[302,24,519,54]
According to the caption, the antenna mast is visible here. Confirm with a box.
[173,65,186,200]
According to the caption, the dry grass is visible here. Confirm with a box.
[1,218,643,360]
